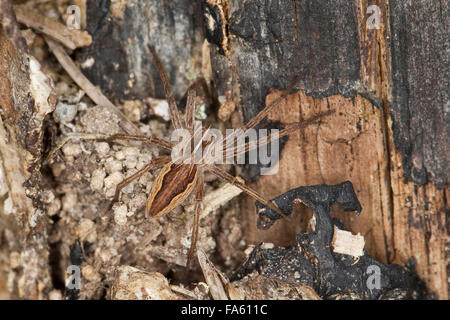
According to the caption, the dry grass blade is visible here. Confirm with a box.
[44,37,147,141]
[197,249,228,300]
[14,5,91,50]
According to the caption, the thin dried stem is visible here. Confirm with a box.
[184,90,196,132]
[197,249,229,300]
[148,44,183,130]
[14,5,91,50]
[44,37,147,141]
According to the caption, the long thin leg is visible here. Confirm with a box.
[220,77,301,151]
[112,156,171,203]
[187,171,204,267]
[223,110,334,159]
[46,133,172,163]
[242,78,300,132]
[105,134,172,150]
[184,89,196,132]
[148,45,183,130]
[205,165,293,224]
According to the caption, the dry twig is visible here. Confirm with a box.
[197,249,229,300]
[14,5,91,50]
[44,37,145,139]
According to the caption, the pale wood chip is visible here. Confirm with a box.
[197,249,229,300]
[14,5,92,50]
[332,226,365,258]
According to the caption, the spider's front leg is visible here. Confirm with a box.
[223,110,335,157]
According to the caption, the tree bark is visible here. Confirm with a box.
[0,25,55,299]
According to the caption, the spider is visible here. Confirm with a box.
[47,45,333,266]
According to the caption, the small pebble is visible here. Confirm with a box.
[128,193,147,212]
[137,154,152,170]
[122,181,135,194]
[54,102,78,123]
[47,198,61,216]
[95,142,110,155]
[90,168,106,191]
[115,150,126,161]
[76,218,97,243]
[40,190,55,204]
[81,265,101,282]
[124,147,140,157]
[51,162,65,178]
[3,197,14,215]
[9,252,21,269]
[62,143,82,157]
[124,157,137,169]
[96,246,119,264]
[114,204,128,226]
[54,82,69,96]
[48,290,63,300]
[104,172,124,190]
[105,157,123,174]
[62,192,77,212]
[261,242,275,249]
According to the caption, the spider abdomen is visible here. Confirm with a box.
[146,162,198,218]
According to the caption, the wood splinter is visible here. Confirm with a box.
[331,226,365,258]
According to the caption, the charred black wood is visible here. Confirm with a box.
[77,0,204,101]
[389,0,449,186]
[231,182,431,299]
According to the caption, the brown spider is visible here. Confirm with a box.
[48,45,333,266]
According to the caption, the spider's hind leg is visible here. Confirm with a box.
[187,172,204,268]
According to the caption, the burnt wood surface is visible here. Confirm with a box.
[77,0,205,101]
[388,0,449,186]
[233,182,430,299]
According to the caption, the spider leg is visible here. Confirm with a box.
[46,133,172,163]
[105,134,172,150]
[184,89,196,132]
[148,44,183,130]
[223,110,335,159]
[205,165,294,224]
[242,78,300,132]
[112,156,171,204]
[187,170,204,267]
[221,77,301,151]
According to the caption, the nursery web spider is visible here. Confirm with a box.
[48,45,333,266]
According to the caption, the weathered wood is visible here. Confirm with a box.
[0,28,54,299]
[207,0,448,298]
[388,0,449,186]
[77,0,205,101]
